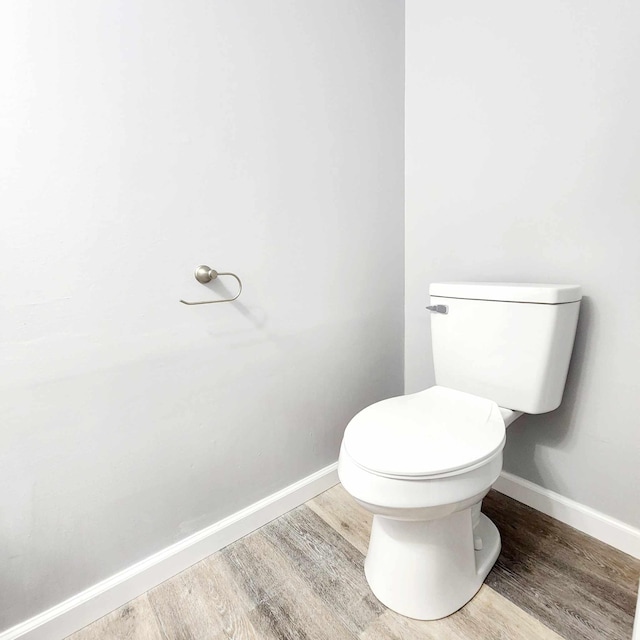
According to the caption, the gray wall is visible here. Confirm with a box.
[406,0,640,527]
[0,1,404,630]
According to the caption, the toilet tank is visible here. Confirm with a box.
[429,282,581,414]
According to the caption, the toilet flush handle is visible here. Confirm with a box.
[426,304,448,314]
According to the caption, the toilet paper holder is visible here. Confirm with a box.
[180,265,242,305]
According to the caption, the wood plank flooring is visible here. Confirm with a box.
[68,485,640,640]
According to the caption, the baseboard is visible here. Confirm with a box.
[494,471,640,559]
[0,462,339,640]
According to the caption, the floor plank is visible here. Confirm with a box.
[261,505,385,634]
[67,594,163,640]
[306,483,372,555]
[361,585,565,640]
[146,552,261,640]
[222,528,355,640]
[483,490,640,640]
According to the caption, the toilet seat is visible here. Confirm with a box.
[343,386,505,479]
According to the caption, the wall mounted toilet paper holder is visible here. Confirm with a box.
[180,265,242,305]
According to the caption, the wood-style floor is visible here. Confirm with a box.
[68,485,640,640]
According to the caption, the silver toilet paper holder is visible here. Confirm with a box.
[180,265,242,306]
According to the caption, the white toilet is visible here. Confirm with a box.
[338,282,581,620]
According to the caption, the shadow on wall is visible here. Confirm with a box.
[503,296,592,488]
[186,277,268,331]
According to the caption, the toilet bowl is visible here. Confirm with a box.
[337,282,581,621]
[338,386,516,620]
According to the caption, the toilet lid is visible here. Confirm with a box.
[343,386,506,478]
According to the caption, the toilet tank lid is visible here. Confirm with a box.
[430,282,582,304]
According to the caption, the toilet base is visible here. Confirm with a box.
[364,508,500,620]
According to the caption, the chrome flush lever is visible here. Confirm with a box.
[426,304,448,314]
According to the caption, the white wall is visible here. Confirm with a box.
[0,0,404,630]
[406,1,640,527]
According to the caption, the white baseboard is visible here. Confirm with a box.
[0,463,339,640]
[494,471,640,560]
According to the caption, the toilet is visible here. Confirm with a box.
[338,282,582,620]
